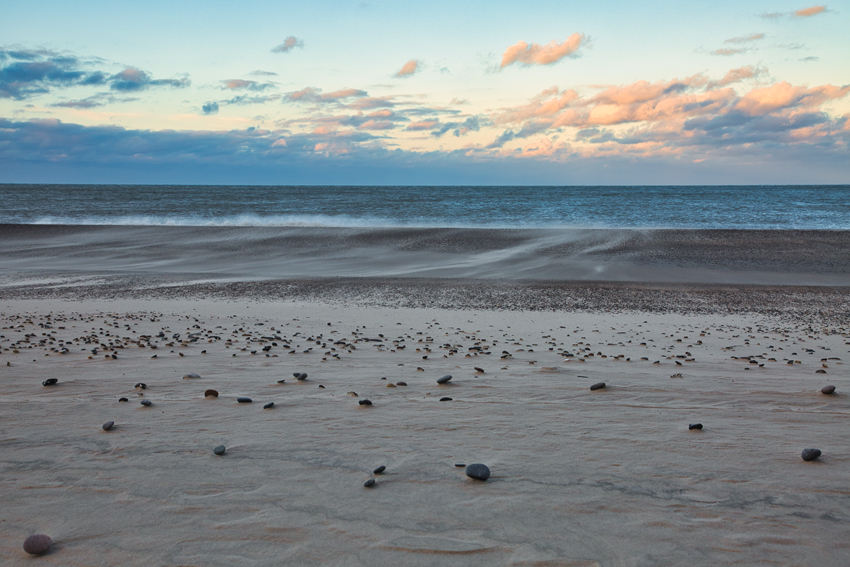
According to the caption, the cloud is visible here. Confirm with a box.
[431,115,481,138]
[249,70,278,76]
[284,87,369,104]
[486,130,515,148]
[795,5,827,17]
[221,79,274,91]
[202,101,219,114]
[406,119,439,131]
[109,67,190,92]
[500,33,586,68]
[711,48,748,56]
[271,36,304,54]
[51,93,139,109]
[705,65,766,89]
[0,49,106,99]
[725,33,765,43]
[395,59,419,78]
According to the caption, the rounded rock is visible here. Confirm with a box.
[801,448,821,462]
[23,534,52,555]
[437,375,453,384]
[236,397,252,403]
[821,385,836,395]
[689,423,703,430]
[359,399,373,406]
[373,465,386,474]
[135,383,147,389]
[42,378,58,387]
[204,389,219,398]
[465,463,491,481]
[213,445,226,456]
[364,479,376,488]
[263,402,274,409]
[440,397,453,402]
[102,421,115,431]
[118,397,128,402]
[294,372,308,380]
[183,373,201,380]
[589,382,606,391]
[140,400,152,406]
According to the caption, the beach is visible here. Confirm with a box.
[2,250,849,565]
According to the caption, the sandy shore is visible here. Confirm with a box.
[2,291,848,566]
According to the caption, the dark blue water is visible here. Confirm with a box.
[1,185,847,229]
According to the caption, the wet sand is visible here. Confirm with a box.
[1,292,849,566]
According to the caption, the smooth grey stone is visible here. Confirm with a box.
[135,383,147,389]
[23,534,52,555]
[277,379,286,383]
[373,465,386,474]
[213,445,226,456]
[801,448,821,461]
[466,463,491,481]
[102,421,114,431]
[183,373,201,379]
[437,375,452,384]
[364,479,376,488]
[590,382,606,391]
[237,397,252,403]
[294,372,308,380]
[42,378,58,386]
[821,385,836,395]
[440,397,453,401]
[689,423,703,430]
[359,399,373,406]
[140,400,152,406]
[263,402,274,409]
[118,397,128,402]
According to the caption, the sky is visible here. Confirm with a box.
[1,0,848,185]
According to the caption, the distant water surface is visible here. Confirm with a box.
[1,185,848,229]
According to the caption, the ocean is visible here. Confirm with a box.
[1,184,848,229]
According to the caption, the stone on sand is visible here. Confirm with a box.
[183,373,201,379]
[364,479,376,488]
[465,463,491,481]
[213,445,226,456]
[42,378,58,387]
[801,448,821,461]
[821,385,836,395]
[23,534,52,555]
[237,397,252,403]
[102,421,114,431]
[204,389,219,398]
[590,382,606,391]
[373,465,386,474]
[437,374,452,384]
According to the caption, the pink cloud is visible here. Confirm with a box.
[712,48,747,56]
[725,33,765,43]
[395,59,419,78]
[406,120,439,131]
[734,81,850,115]
[272,36,304,53]
[500,33,585,68]
[705,66,765,89]
[795,5,826,17]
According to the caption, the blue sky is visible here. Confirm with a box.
[1,1,848,184]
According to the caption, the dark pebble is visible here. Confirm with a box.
[454,464,466,467]
[213,445,226,456]
[689,423,703,430]
[42,378,58,387]
[465,463,491,481]
[437,374,452,384]
[204,389,219,398]
[118,397,128,402]
[396,381,407,386]
[277,379,286,383]
[237,397,252,403]
[821,385,836,395]
[590,382,606,391]
[373,465,386,474]
[801,448,822,461]
[474,367,484,373]
[135,383,147,389]
[263,402,274,409]
[440,397,453,401]
[816,369,827,374]
[23,534,52,555]
[364,479,376,488]
[359,399,373,406]
[140,400,152,406]
[294,372,308,380]
[102,421,114,431]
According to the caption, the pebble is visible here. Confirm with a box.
[23,534,52,555]
[277,379,286,384]
[474,367,484,373]
[465,463,491,481]
[689,423,703,430]
[801,448,821,461]
[237,397,252,403]
[386,383,396,388]
[373,465,386,474]
[213,445,226,456]
[140,400,152,406]
[118,397,128,402]
[102,421,114,431]
[294,372,308,380]
[437,375,453,384]
[440,397,453,401]
[204,389,219,398]
[816,369,827,374]
[135,383,147,389]
[364,479,376,488]
[263,402,274,409]
[396,381,407,386]
[590,382,606,391]
[821,385,836,395]
[183,373,201,379]
[359,399,373,406]
[42,378,58,387]
[455,464,466,467]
